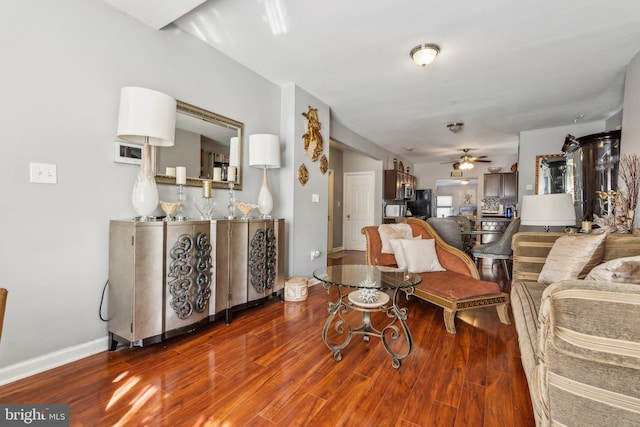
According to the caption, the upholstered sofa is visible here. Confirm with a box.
[510,232,640,427]
[362,218,510,334]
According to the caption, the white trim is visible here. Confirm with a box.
[0,338,108,386]
[328,246,344,253]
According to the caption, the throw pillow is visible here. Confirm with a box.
[585,255,640,284]
[389,236,422,270]
[538,233,607,284]
[389,239,409,269]
[398,238,445,273]
[378,224,413,254]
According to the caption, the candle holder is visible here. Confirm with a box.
[175,184,187,221]
[227,181,236,219]
[195,180,216,220]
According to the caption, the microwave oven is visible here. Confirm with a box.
[403,184,414,199]
[385,204,401,217]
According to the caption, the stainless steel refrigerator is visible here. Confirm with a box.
[407,189,432,219]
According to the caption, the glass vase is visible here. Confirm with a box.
[131,142,158,221]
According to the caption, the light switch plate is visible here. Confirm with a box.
[312,193,320,203]
[30,162,57,184]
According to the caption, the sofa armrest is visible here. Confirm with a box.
[535,280,640,426]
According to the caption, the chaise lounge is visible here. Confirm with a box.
[362,218,510,333]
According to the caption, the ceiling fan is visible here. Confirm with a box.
[444,148,492,170]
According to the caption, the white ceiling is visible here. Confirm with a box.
[102,0,640,163]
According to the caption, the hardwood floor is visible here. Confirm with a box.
[0,251,533,426]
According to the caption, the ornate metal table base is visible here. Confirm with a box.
[322,285,412,369]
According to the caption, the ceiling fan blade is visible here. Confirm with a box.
[473,159,492,163]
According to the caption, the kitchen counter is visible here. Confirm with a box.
[475,217,514,221]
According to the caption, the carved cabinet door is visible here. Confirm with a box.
[164,221,213,335]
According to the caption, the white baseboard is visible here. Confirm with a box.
[307,278,322,286]
[329,246,344,253]
[0,337,108,386]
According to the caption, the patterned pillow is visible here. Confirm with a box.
[585,255,640,284]
[538,233,606,284]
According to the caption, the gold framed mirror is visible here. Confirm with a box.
[152,100,243,190]
[535,153,574,199]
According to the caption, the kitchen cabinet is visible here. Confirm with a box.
[384,169,416,200]
[484,172,517,199]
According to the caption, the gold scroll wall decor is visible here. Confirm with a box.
[302,106,323,162]
[298,163,309,186]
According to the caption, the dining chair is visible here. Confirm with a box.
[426,217,464,250]
[471,218,521,280]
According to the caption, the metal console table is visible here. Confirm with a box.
[313,265,422,368]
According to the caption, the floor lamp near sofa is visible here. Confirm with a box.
[521,193,576,232]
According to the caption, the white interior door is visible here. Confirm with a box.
[327,169,334,252]
[343,171,375,251]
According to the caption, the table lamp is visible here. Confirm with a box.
[249,134,281,218]
[521,193,576,232]
[117,87,176,221]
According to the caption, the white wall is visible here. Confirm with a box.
[622,51,640,156]
[279,85,330,276]
[0,0,281,378]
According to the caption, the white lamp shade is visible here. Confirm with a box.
[117,87,177,147]
[249,134,281,169]
[521,193,576,226]
[229,137,239,167]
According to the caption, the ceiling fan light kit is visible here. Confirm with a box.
[446,148,493,170]
[410,43,440,67]
[459,160,474,170]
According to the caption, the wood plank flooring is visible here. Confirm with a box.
[0,252,533,426]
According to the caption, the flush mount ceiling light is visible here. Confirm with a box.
[410,43,440,67]
[447,122,464,133]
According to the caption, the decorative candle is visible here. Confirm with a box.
[202,180,212,198]
[166,167,176,177]
[176,166,186,185]
[227,166,236,182]
[229,137,239,167]
[213,167,222,181]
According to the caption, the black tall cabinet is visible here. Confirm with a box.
[564,130,621,221]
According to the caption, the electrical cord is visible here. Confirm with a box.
[99,279,110,321]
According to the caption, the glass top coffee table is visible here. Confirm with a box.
[313,265,422,368]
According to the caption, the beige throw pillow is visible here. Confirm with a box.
[378,224,413,254]
[396,238,445,274]
[585,255,640,284]
[538,233,606,284]
[390,239,410,270]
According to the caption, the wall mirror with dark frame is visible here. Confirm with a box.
[152,100,243,190]
[535,153,574,199]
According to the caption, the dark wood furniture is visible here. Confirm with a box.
[384,169,416,200]
[484,172,518,199]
